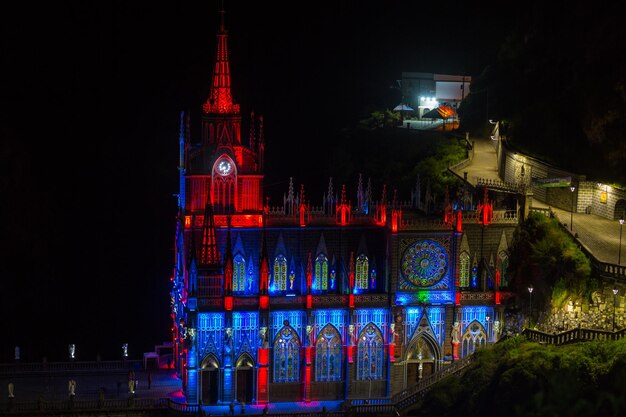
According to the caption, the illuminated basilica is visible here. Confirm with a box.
[170,5,516,405]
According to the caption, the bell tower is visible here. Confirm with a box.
[194,1,264,217]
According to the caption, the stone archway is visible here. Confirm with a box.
[200,354,220,404]
[405,333,440,385]
[235,353,255,403]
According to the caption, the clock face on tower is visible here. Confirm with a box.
[217,159,233,176]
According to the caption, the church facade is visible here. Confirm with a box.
[170,7,516,406]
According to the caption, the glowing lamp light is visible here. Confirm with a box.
[122,343,129,358]
[184,216,191,228]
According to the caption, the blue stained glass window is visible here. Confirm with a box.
[314,254,328,291]
[357,323,384,380]
[273,326,301,383]
[470,259,478,289]
[247,260,255,293]
[315,324,342,382]
[273,255,287,292]
[356,254,369,290]
[233,254,246,293]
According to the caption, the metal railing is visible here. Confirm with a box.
[391,355,475,412]
[522,327,626,345]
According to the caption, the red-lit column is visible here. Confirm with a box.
[348,252,355,308]
[257,225,270,404]
[256,326,269,404]
[303,255,313,403]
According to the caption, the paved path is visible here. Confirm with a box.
[0,368,344,415]
[531,200,624,266]
[463,138,500,186]
[457,137,624,267]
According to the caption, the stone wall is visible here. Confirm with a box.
[497,140,626,219]
[539,284,625,333]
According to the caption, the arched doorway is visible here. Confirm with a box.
[201,355,220,404]
[462,321,487,357]
[236,353,254,403]
[405,333,440,385]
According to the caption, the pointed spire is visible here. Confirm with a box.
[179,111,185,157]
[365,177,372,215]
[414,174,421,209]
[258,115,265,170]
[203,1,239,114]
[287,177,295,216]
[249,111,256,150]
[327,177,334,215]
[356,174,364,213]
[200,194,220,266]
[306,252,313,292]
[299,183,308,227]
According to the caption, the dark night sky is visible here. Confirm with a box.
[0,1,517,361]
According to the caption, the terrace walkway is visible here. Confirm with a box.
[454,136,626,280]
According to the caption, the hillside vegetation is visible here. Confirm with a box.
[410,336,626,417]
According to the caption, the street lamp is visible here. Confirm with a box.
[570,186,576,231]
[528,285,534,327]
[613,288,619,332]
[619,216,624,265]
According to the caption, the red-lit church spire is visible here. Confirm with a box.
[203,1,239,115]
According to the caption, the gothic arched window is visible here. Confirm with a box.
[233,254,246,293]
[273,255,287,292]
[462,321,487,357]
[470,259,478,289]
[315,325,342,382]
[356,255,369,290]
[357,323,384,380]
[314,254,328,291]
[273,326,300,383]
[459,251,470,288]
